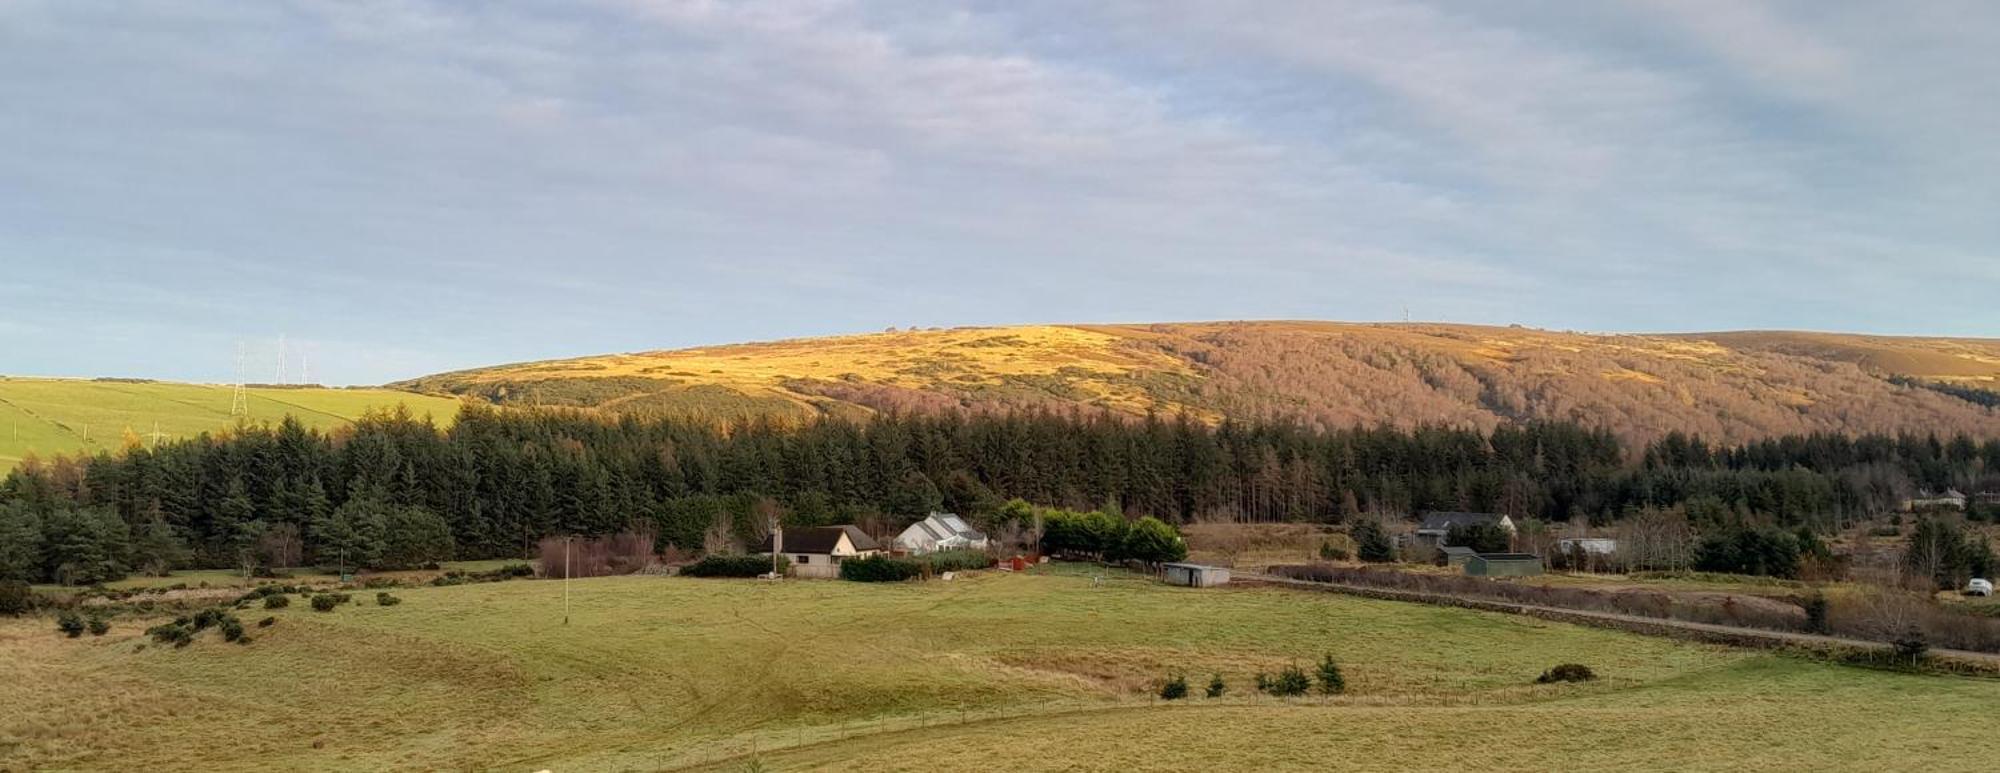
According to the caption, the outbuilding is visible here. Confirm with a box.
[1161,563,1231,588]
[1463,553,1543,578]
[1438,545,1478,568]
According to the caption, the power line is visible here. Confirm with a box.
[230,341,249,417]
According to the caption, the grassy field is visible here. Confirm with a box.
[4,565,1995,771]
[0,377,462,470]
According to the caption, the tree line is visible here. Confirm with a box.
[2,404,1997,584]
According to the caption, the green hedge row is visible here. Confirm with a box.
[681,554,789,578]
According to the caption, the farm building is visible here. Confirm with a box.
[1438,545,1477,568]
[1161,563,1231,588]
[1557,538,1618,556]
[1463,553,1543,577]
[1414,512,1517,544]
[759,525,881,579]
[893,512,989,554]
[1902,489,1967,512]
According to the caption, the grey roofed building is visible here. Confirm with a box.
[1414,512,1517,542]
[893,512,989,553]
[758,525,879,555]
[1438,545,1478,567]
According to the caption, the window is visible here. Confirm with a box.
[796,555,810,564]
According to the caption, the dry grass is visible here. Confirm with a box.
[392,321,2000,443]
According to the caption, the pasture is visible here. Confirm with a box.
[0,377,462,469]
[2,566,1995,771]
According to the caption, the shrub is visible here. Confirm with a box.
[495,563,535,578]
[1205,673,1227,698]
[219,616,246,643]
[919,549,992,573]
[146,622,193,647]
[1536,663,1596,684]
[680,554,788,578]
[57,611,86,638]
[1315,654,1345,695]
[264,594,290,609]
[1261,664,1311,696]
[1318,542,1349,561]
[87,615,111,636]
[376,592,401,606]
[257,616,276,628]
[1120,517,1189,566]
[310,593,345,612]
[190,607,228,631]
[840,555,922,582]
[537,530,657,578]
[1892,628,1930,662]
[0,580,33,616]
[1802,592,1830,635]
[1351,520,1396,563]
[1159,673,1188,700]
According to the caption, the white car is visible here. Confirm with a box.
[1969,578,1994,597]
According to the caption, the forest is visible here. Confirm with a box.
[2,404,1998,585]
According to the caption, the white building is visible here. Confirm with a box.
[893,512,989,554]
[758,525,881,579]
[1557,538,1618,556]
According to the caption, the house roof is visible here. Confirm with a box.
[760,525,878,554]
[1163,563,1224,571]
[1417,512,1505,532]
[1439,546,1478,556]
[898,512,987,544]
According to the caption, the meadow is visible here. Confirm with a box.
[4,565,1995,771]
[0,377,462,469]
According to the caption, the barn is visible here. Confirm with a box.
[1161,563,1231,588]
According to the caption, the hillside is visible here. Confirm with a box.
[0,378,463,469]
[394,322,2000,444]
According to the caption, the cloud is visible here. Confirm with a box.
[1,0,1997,384]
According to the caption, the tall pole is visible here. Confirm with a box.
[563,536,572,626]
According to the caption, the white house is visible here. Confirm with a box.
[1902,489,1967,512]
[893,512,989,554]
[1557,538,1618,556]
[758,525,881,579]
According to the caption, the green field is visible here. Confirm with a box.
[3,566,1994,771]
[0,377,462,469]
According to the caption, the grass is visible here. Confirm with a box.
[28,560,528,594]
[0,377,462,470]
[3,566,1995,771]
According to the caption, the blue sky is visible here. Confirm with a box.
[3,0,1996,385]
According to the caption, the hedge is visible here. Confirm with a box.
[680,554,789,578]
[839,555,923,582]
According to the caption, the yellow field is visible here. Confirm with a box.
[0,377,462,469]
[3,566,1994,771]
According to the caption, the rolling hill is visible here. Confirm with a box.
[393,321,2000,444]
[0,378,463,470]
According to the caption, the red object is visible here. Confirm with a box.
[1009,556,1029,572]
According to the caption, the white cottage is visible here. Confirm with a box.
[758,525,881,579]
[893,512,989,554]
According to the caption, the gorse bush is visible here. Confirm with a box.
[146,622,192,647]
[376,592,401,606]
[87,615,111,636]
[1159,673,1189,700]
[1318,541,1350,561]
[310,593,348,612]
[57,611,86,638]
[1536,663,1596,684]
[257,616,276,628]
[1206,673,1226,698]
[219,616,246,643]
[264,594,290,609]
[680,554,787,578]
[840,555,922,582]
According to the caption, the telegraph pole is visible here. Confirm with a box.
[563,536,572,626]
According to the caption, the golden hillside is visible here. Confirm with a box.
[393,322,2000,443]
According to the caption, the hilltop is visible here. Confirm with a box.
[0,378,463,469]
[394,321,2000,444]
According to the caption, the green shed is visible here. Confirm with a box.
[1464,553,1543,577]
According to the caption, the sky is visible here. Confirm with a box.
[3,0,1997,385]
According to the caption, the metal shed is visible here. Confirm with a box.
[1439,545,1477,568]
[1161,563,1231,588]
[1463,553,1544,577]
